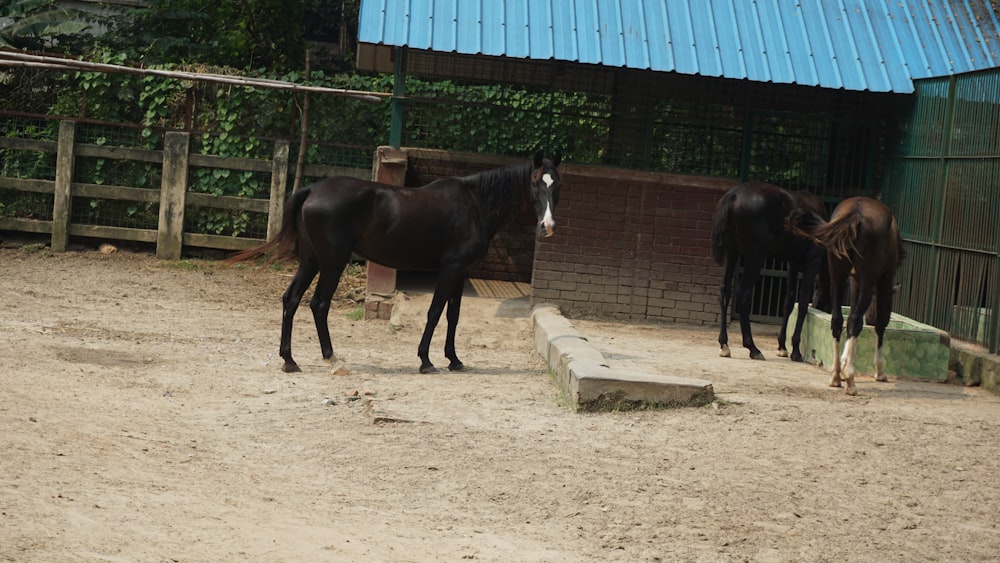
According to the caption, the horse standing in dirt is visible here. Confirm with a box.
[711,181,828,361]
[788,196,903,395]
[228,151,561,374]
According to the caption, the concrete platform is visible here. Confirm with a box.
[787,304,951,381]
[531,303,715,411]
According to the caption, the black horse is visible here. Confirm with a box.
[228,151,561,374]
[789,196,903,395]
[711,181,828,361]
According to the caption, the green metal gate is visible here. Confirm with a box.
[886,70,1000,353]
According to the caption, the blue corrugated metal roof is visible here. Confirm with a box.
[358,0,1000,93]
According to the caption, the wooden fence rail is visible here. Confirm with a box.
[0,119,370,259]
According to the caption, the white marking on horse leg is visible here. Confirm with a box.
[841,336,857,376]
[830,335,842,387]
[875,345,887,381]
[842,336,858,395]
[540,202,555,237]
[719,343,731,358]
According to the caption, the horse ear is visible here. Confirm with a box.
[552,150,562,168]
[533,150,544,168]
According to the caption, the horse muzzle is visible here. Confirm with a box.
[539,220,556,238]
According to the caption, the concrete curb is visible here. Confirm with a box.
[531,303,715,411]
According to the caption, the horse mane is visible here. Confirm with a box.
[467,161,532,228]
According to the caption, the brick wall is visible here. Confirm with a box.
[390,148,737,326]
[532,164,737,325]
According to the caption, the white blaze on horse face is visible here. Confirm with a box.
[539,173,556,237]
[541,202,555,237]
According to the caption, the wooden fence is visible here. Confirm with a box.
[0,119,370,259]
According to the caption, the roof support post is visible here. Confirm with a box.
[389,46,407,148]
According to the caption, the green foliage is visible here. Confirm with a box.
[52,50,143,124]
[0,0,93,51]
[104,0,306,72]
[0,121,58,191]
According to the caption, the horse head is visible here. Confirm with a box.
[530,150,562,238]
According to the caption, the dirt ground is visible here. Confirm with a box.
[2,242,1000,563]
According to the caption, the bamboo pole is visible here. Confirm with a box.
[0,50,388,101]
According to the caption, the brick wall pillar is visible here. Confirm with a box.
[365,147,408,319]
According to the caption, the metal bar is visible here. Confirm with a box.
[924,75,958,321]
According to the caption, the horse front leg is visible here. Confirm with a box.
[418,269,464,374]
[310,271,349,376]
[443,277,466,371]
[777,264,801,359]
[788,249,824,362]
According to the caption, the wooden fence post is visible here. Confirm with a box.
[268,140,290,240]
[51,120,76,252]
[156,131,190,260]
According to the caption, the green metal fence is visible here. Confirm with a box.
[886,70,1000,353]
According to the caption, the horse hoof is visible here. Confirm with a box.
[875,374,888,382]
[282,362,301,373]
[750,352,765,361]
[448,361,465,372]
[790,352,804,362]
[776,349,789,358]
[845,386,858,396]
[419,364,438,374]
[719,345,731,358]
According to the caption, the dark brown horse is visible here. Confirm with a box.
[789,196,903,395]
[228,151,561,374]
[711,181,828,361]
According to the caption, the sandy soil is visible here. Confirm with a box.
[2,243,999,562]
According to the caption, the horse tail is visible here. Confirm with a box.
[710,189,737,265]
[784,207,825,240]
[812,208,863,261]
[225,187,312,265]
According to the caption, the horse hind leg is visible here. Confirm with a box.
[718,254,737,358]
[828,268,847,389]
[873,277,895,382]
[735,254,766,360]
[280,258,320,373]
[840,336,859,395]
[842,284,874,396]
